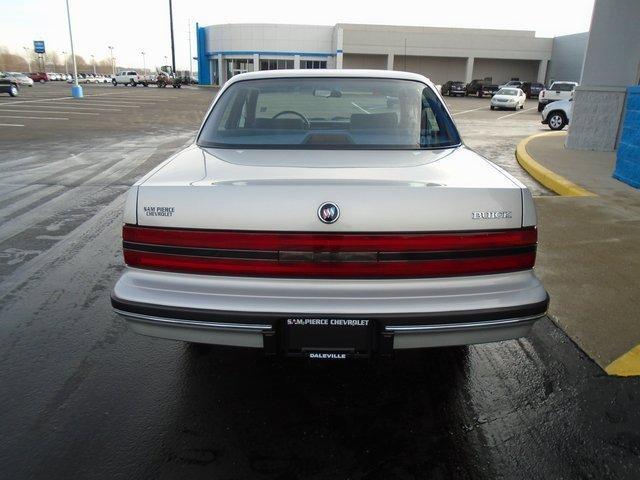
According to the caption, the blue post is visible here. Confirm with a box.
[71,84,83,98]
[196,24,211,85]
[613,86,640,188]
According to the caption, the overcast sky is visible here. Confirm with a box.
[2,0,595,71]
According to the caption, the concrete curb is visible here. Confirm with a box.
[515,131,597,197]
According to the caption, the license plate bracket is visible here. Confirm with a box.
[283,317,374,357]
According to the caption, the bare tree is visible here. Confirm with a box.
[49,51,61,72]
[0,46,29,72]
[0,45,114,74]
[96,59,112,75]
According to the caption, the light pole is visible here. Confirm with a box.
[62,51,67,75]
[141,51,146,75]
[65,0,83,97]
[108,46,115,75]
[164,55,168,70]
[188,18,193,80]
[23,46,31,72]
[91,54,96,75]
[168,0,176,73]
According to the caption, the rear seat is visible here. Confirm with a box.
[253,118,306,129]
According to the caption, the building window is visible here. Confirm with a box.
[260,59,294,70]
[227,59,253,78]
[301,60,327,69]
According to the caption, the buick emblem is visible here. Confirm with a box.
[317,202,340,224]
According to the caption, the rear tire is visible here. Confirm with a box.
[490,105,494,110]
[537,103,544,112]
[9,85,19,97]
[129,79,136,87]
[520,104,524,109]
[112,79,117,86]
[477,90,482,98]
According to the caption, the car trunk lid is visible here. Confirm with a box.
[135,146,523,232]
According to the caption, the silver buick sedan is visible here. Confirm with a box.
[111,70,548,358]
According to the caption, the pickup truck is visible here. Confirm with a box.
[537,81,578,111]
[466,79,499,97]
[112,70,152,87]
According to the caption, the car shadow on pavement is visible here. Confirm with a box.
[155,344,492,480]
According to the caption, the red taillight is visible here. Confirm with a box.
[123,226,536,252]
[122,226,537,278]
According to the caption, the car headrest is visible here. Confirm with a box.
[350,112,398,129]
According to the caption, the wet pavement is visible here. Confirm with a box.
[1,83,640,479]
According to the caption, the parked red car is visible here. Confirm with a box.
[28,72,49,83]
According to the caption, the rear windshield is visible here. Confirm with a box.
[198,78,461,149]
[550,82,576,91]
[497,89,518,96]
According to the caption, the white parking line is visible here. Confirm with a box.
[0,115,68,120]
[0,109,100,115]
[37,101,140,108]
[451,106,485,116]
[351,101,370,114]
[497,106,538,120]
[0,104,122,112]
[0,123,24,127]
[61,100,146,106]
[99,97,167,102]
[2,92,134,105]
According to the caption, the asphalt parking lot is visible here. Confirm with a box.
[1,82,639,479]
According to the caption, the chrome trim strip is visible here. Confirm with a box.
[113,309,273,332]
[385,313,545,332]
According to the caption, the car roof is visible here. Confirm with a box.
[226,69,434,86]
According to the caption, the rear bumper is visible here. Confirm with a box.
[111,267,549,353]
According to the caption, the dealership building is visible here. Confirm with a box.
[196,23,586,87]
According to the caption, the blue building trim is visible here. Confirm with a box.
[613,86,640,189]
[205,50,334,58]
[196,24,211,85]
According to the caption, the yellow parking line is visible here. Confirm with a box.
[606,344,640,377]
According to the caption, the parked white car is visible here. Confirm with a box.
[111,70,548,358]
[499,80,523,89]
[538,81,578,111]
[490,88,526,110]
[541,98,572,130]
[112,70,144,86]
[67,75,88,84]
